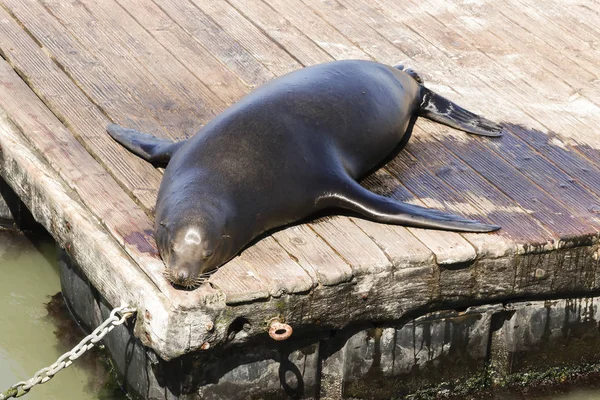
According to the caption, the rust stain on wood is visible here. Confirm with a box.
[124,229,159,257]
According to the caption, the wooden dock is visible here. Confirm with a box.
[0,0,599,370]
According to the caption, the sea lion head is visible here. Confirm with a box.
[155,208,231,289]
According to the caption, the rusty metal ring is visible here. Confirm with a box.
[268,321,293,341]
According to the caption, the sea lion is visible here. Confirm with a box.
[107,60,502,288]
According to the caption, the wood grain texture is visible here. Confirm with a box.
[0,4,162,211]
[225,0,333,65]
[189,0,302,77]
[115,0,251,105]
[151,0,275,87]
[38,0,217,138]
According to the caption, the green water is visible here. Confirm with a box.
[0,228,125,400]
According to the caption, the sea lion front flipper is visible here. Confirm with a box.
[419,88,503,137]
[321,179,500,233]
[106,124,186,164]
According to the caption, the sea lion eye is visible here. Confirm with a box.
[202,250,213,259]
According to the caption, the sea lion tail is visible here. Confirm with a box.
[107,124,186,164]
[418,88,503,137]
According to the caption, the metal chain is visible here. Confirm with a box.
[0,305,136,400]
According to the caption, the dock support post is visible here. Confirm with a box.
[0,175,43,231]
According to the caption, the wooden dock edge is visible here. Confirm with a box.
[60,243,600,399]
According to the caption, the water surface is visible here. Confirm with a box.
[0,228,124,400]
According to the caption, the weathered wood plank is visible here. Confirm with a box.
[400,129,555,247]
[0,4,162,211]
[237,236,314,297]
[344,0,598,240]
[494,0,598,78]
[485,128,600,231]
[263,0,367,60]
[189,0,302,76]
[115,0,251,105]
[150,0,275,86]
[300,0,407,66]
[225,0,333,65]
[5,0,191,139]
[274,225,353,286]
[210,258,270,304]
[509,126,600,199]
[348,215,436,269]
[393,6,600,237]
[39,0,218,138]
[422,0,600,148]
[309,216,392,275]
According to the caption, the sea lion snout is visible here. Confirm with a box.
[168,261,200,288]
[156,222,225,288]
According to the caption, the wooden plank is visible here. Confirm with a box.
[383,135,554,256]
[300,0,407,66]
[237,236,315,296]
[402,129,554,240]
[495,0,598,78]
[225,0,333,65]
[422,0,600,130]
[398,0,600,154]
[399,3,600,236]
[486,127,600,230]
[397,1,600,214]
[470,0,599,103]
[209,258,270,304]
[436,133,594,238]
[115,0,251,105]
[189,0,302,76]
[150,0,275,86]
[509,126,600,198]
[262,0,367,60]
[2,0,167,137]
[309,216,392,275]
[274,225,353,286]
[348,216,436,269]
[0,4,162,211]
[39,0,219,138]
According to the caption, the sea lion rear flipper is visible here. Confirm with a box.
[419,88,503,137]
[106,124,186,164]
[322,179,500,232]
